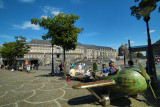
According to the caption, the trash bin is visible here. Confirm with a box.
[26,65,30,71]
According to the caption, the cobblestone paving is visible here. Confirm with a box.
[0,69,151,107]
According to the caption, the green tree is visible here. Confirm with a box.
[31,13,83,79]
[0,42,16,68]
[130,0,160,20]
[93,62,98,73]
[137,52,144,58]
[14,36,30,59]
[0,36,30,69]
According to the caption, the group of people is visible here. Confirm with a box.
[68,63,86,77]
[67,66,94,82]
[67,61,119,82]
[66,60,134,82]
[101,61,118,76]
[78,63,85,74]
[55,63,63,73]
[30,63,39,70]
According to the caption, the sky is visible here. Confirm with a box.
[0,0,160,50]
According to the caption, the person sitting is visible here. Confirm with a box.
[68,67,76,78]
[84,67,94,80]
[101,64,108,76]
[108,61,118,76]
[119,65,125,70]
[66,75,71,82]
[128,60,134,68]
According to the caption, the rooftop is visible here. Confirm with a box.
[29,39,114,50]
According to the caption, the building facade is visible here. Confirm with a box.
[24,39,118,63]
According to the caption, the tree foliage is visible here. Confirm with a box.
[31,13,83,78]
[137,52,144,58]
[118,44,128,56]
[130,0,160,20]
[0,36,30,68]
[93,62,98,72]
[31,13,83,50]
[14,36,30,58]
[0,42,16,67]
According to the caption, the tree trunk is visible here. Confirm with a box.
[63,47,66,79]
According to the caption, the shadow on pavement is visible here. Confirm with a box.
[110,97,131,106]
[68,95,100,106]
[35,72,64,78]
[68,95,132,106]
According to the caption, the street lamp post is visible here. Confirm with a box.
[50,36,54,76]
[128,40,132,61]
[51,44,54,75]
[122,46,126,66]
[138,6,157,81]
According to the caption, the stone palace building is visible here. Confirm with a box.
[24,39,118,63]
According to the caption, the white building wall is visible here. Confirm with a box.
[25,42,118,60]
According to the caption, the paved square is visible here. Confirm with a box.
[0,69,151,107]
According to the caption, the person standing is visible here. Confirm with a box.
[81,63,85,74]
[72,63,74,67]
[36,63,39,70]
[128,60,134,68]
[78,63,82,74]
[55,63,59,73]
[59,63,63,73]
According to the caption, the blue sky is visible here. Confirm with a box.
[0,0,160,50]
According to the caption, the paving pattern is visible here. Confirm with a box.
[0,69,151,107]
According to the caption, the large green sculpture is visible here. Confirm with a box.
[72,63,156,106]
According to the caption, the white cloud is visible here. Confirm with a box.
[145,30,156,33]
[52,11,60,16]
[19,0,35,3]
[40,15,48,19]
[41,6,62,17]
[85,32,99,37]
[13,21,40,30]
[0,0,4,8]
[130,41,135,44]
[150,30,156,33]
[70,0,83,4]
